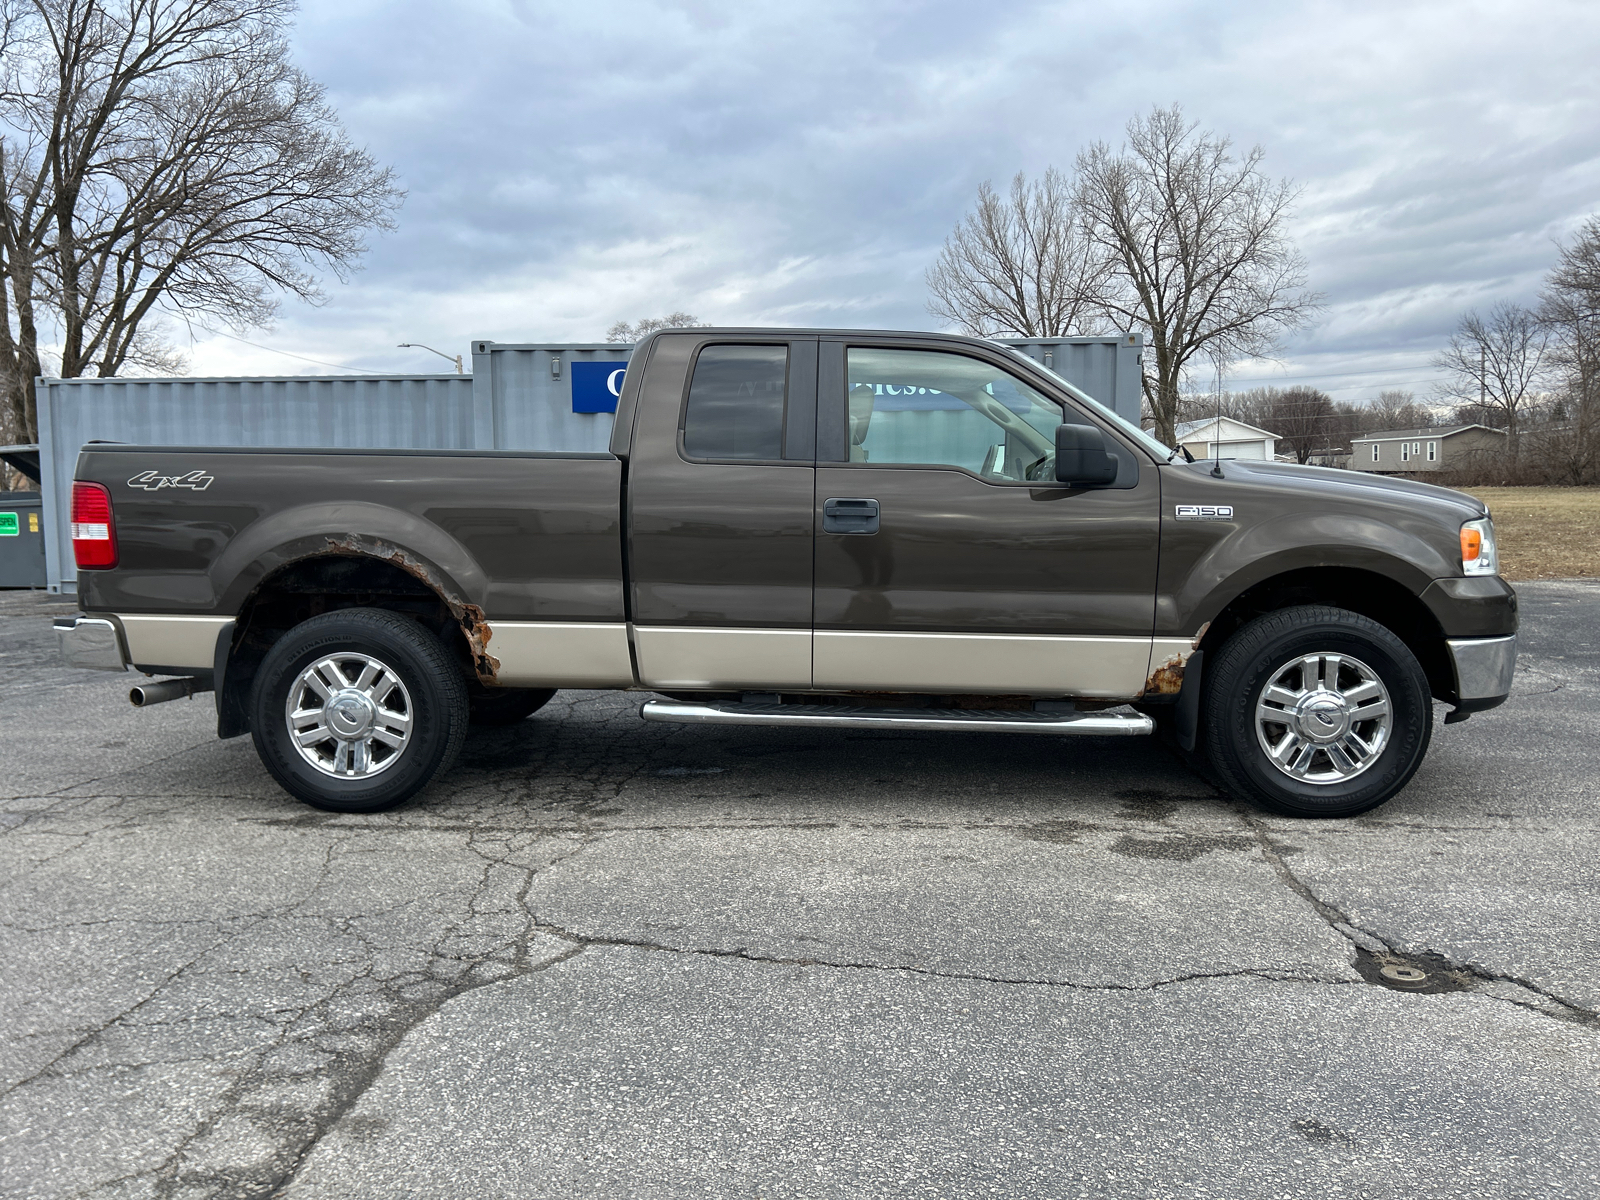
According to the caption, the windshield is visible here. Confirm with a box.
[998,347,1178,461]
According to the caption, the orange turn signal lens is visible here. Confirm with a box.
[1460,527,1482,562]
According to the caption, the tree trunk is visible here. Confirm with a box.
[1,261,42,444]
[1145,338,1182,446]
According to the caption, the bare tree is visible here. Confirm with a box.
[1074,105,1321,446]
[605,312,708,342]
[1265,385,1333,464]
[925,169,1105,338]
[1538,217,1600,483]
[1368,389,1411,430]
[1229,387,1277,435]
[0,0,403,442]
[1433,302,1549,466]
[1363,388,1437,432]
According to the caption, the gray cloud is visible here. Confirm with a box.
[189,0,1600,404]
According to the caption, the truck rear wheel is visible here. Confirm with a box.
[249,608,469,813]
[1202,606,1432,818]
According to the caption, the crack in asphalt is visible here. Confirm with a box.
[0,929,247,1102]
[1242,813,1600,1029]
[258,822,1367,1198]
[259,872,1351,1197]
[0,734,229,812]
[9,825,1599,1200]
[253,839,597,1200]
[518,920,1356,994]
[5,589,1598,1198]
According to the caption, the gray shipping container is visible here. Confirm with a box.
[997,335,1143,419]
[37,332,1141,592]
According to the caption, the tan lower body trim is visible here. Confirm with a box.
[812,630,1156,698]
[633,626,811,689]
[117,615,234,670]
[479,623,1193,697]
[486,622,634,688]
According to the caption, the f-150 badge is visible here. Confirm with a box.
[1175,504,1233,521]
[127,469,214,492]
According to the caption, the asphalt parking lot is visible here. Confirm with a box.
[2,582,1597,1200]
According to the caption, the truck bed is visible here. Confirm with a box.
[73,445,625,624]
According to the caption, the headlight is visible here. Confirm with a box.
[1461,516,1497,577]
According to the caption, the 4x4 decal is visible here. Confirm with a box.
[127,469,215,492]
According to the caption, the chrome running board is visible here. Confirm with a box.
[639,700,1154,736]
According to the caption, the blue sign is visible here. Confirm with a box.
[571,361,629,413]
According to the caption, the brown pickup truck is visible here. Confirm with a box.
[56,328,1517,818]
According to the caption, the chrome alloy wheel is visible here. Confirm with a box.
[1254,652,1392,785]
[285,653,413,779]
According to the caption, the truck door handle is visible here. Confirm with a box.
[823,497,879,535]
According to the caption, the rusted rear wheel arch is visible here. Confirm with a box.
[217,546,498,739]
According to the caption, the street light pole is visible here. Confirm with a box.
[398,343,464,374]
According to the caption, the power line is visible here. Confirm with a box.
[193,326,397,375]
[1191,378,1468,403]
[1226,361,1446,385]
[1322,378,1448,393]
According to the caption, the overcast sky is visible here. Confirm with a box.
[181,0,1600,405]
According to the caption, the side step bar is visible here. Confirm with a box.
[640,700,1154,736]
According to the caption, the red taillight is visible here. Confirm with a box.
[71,481,118,569]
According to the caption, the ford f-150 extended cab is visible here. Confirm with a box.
[56,328,1518,817]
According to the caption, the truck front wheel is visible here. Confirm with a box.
[249,608,469,813]
[1202,606,1433,818]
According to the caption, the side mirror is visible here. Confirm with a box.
[1055,424,1118,486]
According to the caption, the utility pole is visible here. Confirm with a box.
[398,343,464,373]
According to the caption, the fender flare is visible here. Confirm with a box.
[212,504,499,703]
[1166,511,1448,635]
[211,501,489,614]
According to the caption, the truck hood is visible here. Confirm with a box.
[1186,458,1489,521]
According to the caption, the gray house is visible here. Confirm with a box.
[1350,424,1505,474]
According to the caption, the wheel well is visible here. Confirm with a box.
[1197,567,1454,701]
[218,554,479,738]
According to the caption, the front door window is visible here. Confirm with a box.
[845,347,1064,482]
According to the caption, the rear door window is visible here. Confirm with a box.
[682,345,789,461]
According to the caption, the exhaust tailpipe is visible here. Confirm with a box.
[130,677,213,707]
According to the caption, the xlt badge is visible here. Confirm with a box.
[1175,504,1233,521]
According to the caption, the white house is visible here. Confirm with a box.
[1173,416,1280,461]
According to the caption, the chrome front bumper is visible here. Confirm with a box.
[1447,634,1517,703]
[55,615,129,672]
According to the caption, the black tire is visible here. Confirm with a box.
[1202,605,1432,818]
[468,686,556,726]
[249,608,469,813]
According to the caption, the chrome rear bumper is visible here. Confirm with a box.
[55,615,128,672]
[1447,634,1517,703]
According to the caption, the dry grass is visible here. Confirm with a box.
[1458,487,1600,581]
